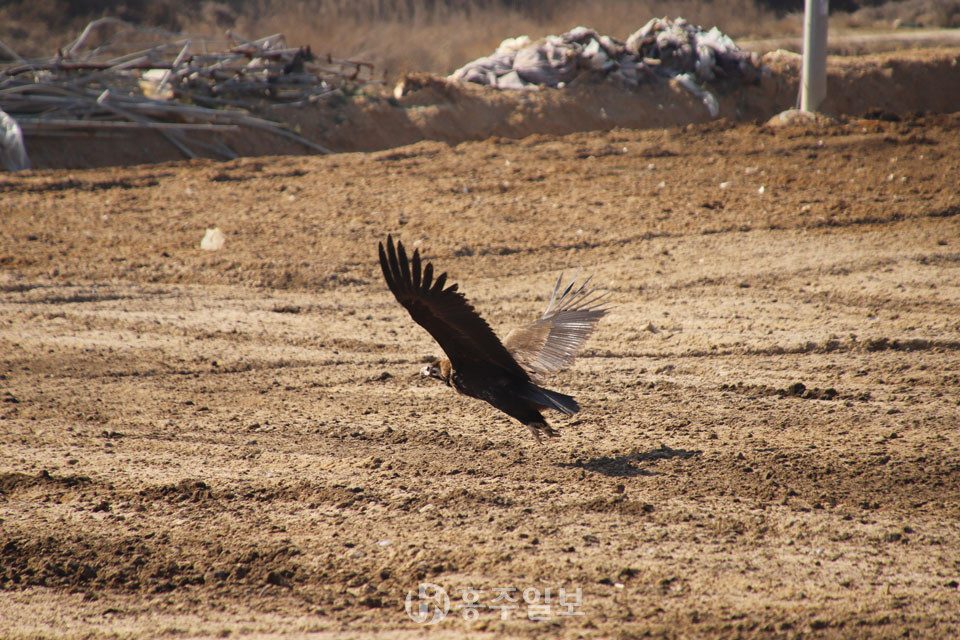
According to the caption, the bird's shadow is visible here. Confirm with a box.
[556,445,702,477]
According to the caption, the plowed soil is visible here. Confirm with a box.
[2,112,960,638]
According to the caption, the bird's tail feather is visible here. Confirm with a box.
[521,384,580,415]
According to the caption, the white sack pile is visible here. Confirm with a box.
[449,17,762,91]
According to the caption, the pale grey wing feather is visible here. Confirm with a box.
[504,271,608,378]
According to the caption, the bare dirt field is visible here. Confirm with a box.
[2,103,960,637]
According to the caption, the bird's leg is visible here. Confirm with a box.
[526,423,544,444]
[525,421,559,443]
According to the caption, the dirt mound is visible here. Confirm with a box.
[15,46,960,170]
[0,469,92,497]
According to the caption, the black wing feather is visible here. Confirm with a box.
[397,241,412,285]
[378,235,528,379]
[411,249,422,289]
[422,262,434,289]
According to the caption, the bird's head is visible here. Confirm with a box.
[420,359,452,385]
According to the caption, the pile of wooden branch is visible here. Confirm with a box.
[0,18,380,165]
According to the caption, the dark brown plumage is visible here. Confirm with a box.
[378,235,607,442]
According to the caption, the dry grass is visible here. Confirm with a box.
[838,0,960,29]
[0,0,795,79]
[1,0,958,79]
[232,0,795,76]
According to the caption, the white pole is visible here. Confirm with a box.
[801,0,829,112]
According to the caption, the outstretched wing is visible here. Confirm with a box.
[503,271,608,378]
[379,235,528,378]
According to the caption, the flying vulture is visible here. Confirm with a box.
[378,235,607,442]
